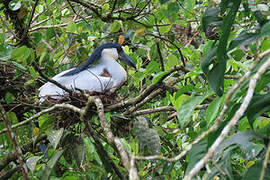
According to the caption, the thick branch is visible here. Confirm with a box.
[87,97,139,179]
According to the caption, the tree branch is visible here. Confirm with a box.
[0,104,28,179]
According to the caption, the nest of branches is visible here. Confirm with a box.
[41,91,121,130]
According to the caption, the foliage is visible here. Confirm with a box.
[0,0,269,179]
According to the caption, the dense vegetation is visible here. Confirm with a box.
[0,0,270,179]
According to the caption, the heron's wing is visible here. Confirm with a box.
[39,69,114,101]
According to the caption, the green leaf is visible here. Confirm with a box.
[0,33,5,44]
[5,92,15,104]
[46,28,55,40]
[152,71,168,84]
[261,21,270,37]
[175,85,198,98]
[177,96,206,127]
[110,20,122,33]
[246,94,270,128]
[254,74,270,93]
[6,112,18,124]
[39,52,49,65]
[167,2,179,13]
[201,46,217,74]
[208,63,225,96]
[102,3,110,12]
[206,96,223,127]
[215,0,241,96]
[9,0,21,11]
[47,128,64,150]
[42,150,64,180]
[11,61,26,70]
[28,66,39,78]
[167,54,178,69]
[261,38,270,51]
[202,7,222,32]
[31,32,42,43]
[83,136,102,165]
[11,46,30,62]
[159,24,172,34]
[67,21,77,33]
[186,0,195,11]
[26,156,42,173]
[228,32,260,51]
[207,146,234,180]
[242,160,270,180]
[185,140,207,174]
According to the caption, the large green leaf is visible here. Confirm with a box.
[202,7,222,32]
[185,140,207,174]
[215,0,241,96]
[201,46,225,96]
[261,21,270,37]
[66,21,77,33]
[213,131,262,161]
[207,62,225,96]
[47,128,64,150]
[110,20,122,33]
[11,46,30,62]
[201,45,217,74]
[177,95,206,127]
[206,96,223,127]
[42,150,64,180]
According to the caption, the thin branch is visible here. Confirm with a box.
[0,104,82,135]
[146,33,186,66]
[0,104,28,180]
[69,0,151,27]
[131,106,175,116]
[67,0,90,26]
[156,41,164,71]
[109,0,118,16]
[30,16,92,31]
[124,88,163,115]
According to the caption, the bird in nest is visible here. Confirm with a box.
[39,43,136,102]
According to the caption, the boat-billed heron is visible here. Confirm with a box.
[39,43,136,102]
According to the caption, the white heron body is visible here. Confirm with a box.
[39,46,133,102]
